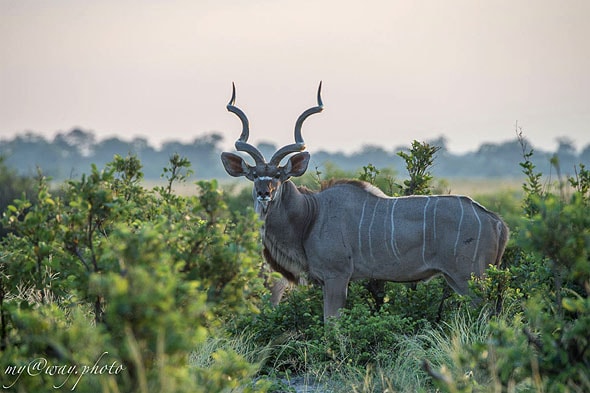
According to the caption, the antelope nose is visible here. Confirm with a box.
[257,190,271,199]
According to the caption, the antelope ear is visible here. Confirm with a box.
[282,152,310,178]
[221,152,251,177]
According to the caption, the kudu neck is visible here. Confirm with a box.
[254,180,312,219]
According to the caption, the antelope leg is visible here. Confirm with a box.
[322,277,349,323]
[269,277,290,306]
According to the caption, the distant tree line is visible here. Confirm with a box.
[1,128,588,181]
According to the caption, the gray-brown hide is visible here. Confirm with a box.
[220,83,510,322]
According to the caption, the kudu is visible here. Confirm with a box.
[221,83,510,322]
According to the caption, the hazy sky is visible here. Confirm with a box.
[1,0,589,154]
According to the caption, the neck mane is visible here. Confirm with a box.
[256,180,316,283]
[321,179,388,197]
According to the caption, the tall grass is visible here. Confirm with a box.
[244,307,535,393]
[189,331,277,392]
[190,331,270,369]
[324,309,493,393]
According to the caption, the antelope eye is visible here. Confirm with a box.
[274,173,281,179]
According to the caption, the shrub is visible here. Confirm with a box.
[427,136,590,392]
[0,154,268,392]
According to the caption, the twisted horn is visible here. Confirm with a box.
[270,81,324,165]
[227,82,265,165]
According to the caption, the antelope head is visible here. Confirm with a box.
[221,83,324,212]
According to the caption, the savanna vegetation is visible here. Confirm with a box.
[0,133,588,392]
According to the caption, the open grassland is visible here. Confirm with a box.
[437,177,523,197]
[144,176,525,198]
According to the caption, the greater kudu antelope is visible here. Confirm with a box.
[221,83,510,322]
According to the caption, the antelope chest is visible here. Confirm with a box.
[262,228,308,279]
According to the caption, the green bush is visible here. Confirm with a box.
[1,136,589,392]
[0,154,268,392]
[426,139,590,392]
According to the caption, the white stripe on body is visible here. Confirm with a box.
[383,199,391,257]
[470,201,482,262]
[368,199,380,263]
[433,197,440,241]
[390,198,401,260]
[454,196,464,256]
[422,197,430,265]
[358,197,368,257]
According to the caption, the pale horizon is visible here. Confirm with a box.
[1,0,589,155]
